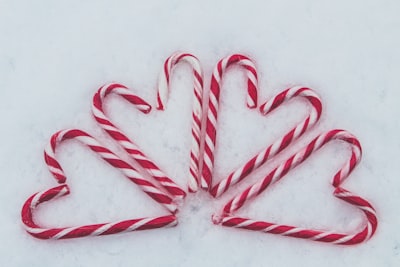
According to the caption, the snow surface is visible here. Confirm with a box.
[1,0,399,266]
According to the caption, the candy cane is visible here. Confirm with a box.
[22,185,178,239]
[157,52,204,193]
[213,129,377,245]
[201,54,259,189]
[92,83,186,200]
[44,129,178,213]
[210,86,322,197]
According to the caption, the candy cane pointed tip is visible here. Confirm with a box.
[141,105,152,114]
[258,103,268,115]
[56,176,66,184]
[156,94,166,111]
[212,214,223,224]
[248,103,257,109]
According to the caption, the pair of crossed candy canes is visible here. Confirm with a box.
[21,53,377,244]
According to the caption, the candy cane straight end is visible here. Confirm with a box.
[142,105,152,114]
[156,94,165,111]
[200,177,210,190]
[211,214,223,225]
[188,181,199,193]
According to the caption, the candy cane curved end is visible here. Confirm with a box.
[97,83,152,114]
[156,52,204,110]
[201,54,259,190]
[21,185,178,240]
[259,86,322,118]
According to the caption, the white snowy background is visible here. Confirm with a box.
[1,0,399,266]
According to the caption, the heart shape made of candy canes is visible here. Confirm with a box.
[92,53,204,199]
[213,129,377,245]
[21,129,178,239]
[200,54,322,198]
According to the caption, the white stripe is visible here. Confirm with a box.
[235,219,255,228]
[281,227,303,236]
[52,226,81,239]
[310,231,334,241]
[212,67,221,83]
[91,106,108,120]
[262,224,280,233]
[90,223,114,236]
[47,165,64,177]
[332,234,355,244]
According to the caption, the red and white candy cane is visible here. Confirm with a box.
[43,129,178,213]
[214,129,377,245]
[22,185,178,239]
[210,86,322,197]
[92,83,186,200]
[201,54,259,189]
[157,52,204,192]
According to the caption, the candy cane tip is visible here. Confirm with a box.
[57,177,66,184]
[156,95,165,110]
[332,180,341,188]
[258,104,267,115]
[141,106,152,114]
[156,105,165,111]
[200,184,209,191]
[211,214,223,224]
[248,103,257,109]
[188,187,198,193]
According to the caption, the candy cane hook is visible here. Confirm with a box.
[157,52,204,193]
[22,185,178,239]
[214,129,377,245]
[201,54,259,190]
[92,83,186,200]
[210,86,322,197]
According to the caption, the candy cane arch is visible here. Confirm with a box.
[22,185,177,239]
[213,130,377,245]
[92,83,186,200]
[157,52,204,192]
[43,129,177,213]
[201,54,259,189]
[210,86,322,197]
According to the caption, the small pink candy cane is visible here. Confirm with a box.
[213,129,377,245]
[22,185,178,239]
[157,52,204,193]
[201,54,259,190]
[92,83,186,200]
[210,86,322,197]
[44,129,178,213]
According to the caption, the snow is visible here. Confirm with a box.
[1,0,399,266]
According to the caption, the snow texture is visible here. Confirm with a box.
[1,0,399,266]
